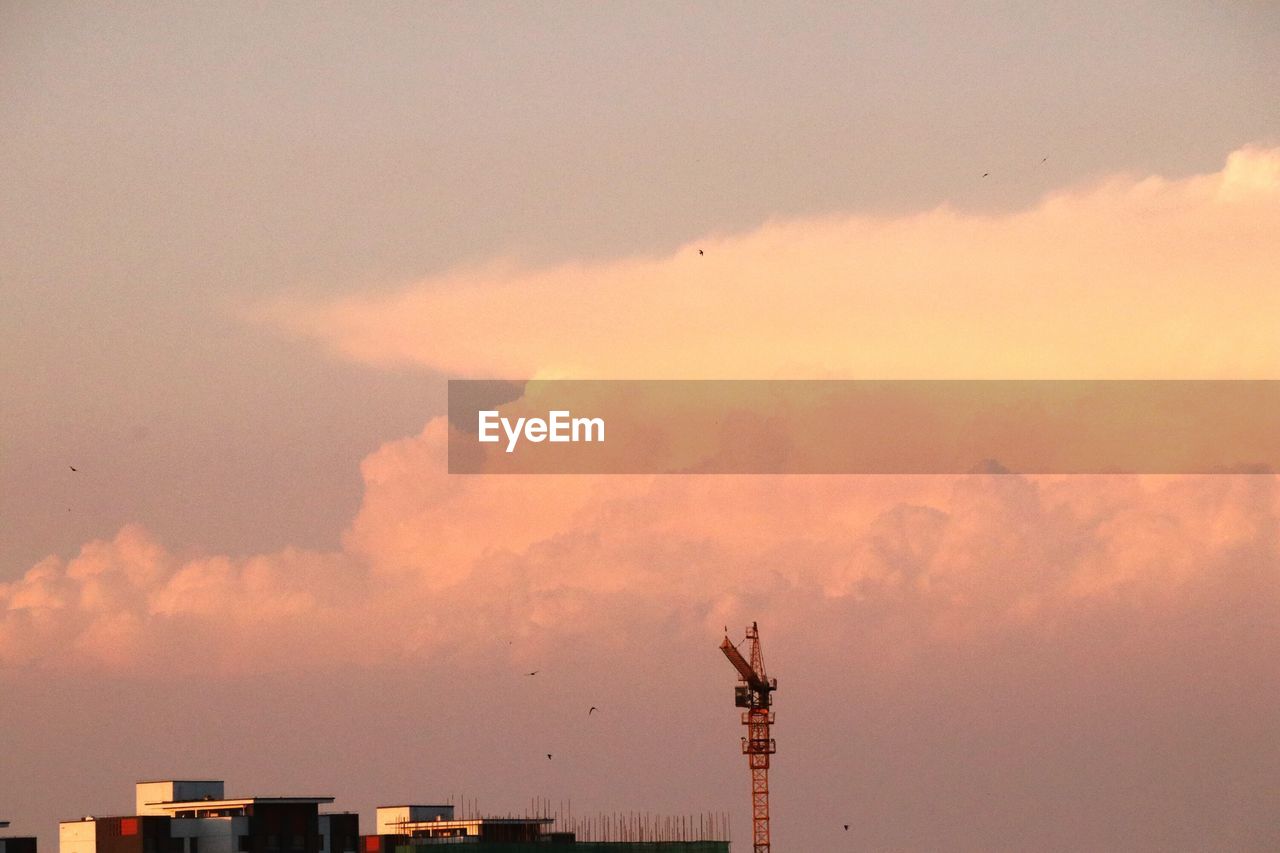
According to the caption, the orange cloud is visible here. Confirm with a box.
[261,147,1280,380]
[2,419,1275,674]
[7,147,1278,675]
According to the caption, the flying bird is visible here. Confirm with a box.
[982,172,989,178]
[526,670,540,676]
[588,706,598,715]
[698,249,704,255]
[69,466,78,472]
[546,753,552,760]
[844,825,850,831]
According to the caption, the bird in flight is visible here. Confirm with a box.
[843,824,849,831]
[698,249,704,255]
[69,466,78,472]
[526,670,539,676]
[546,753,553,760]
[982,172,989,178]
[588,706,598,715]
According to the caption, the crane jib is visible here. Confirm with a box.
[720,638,759,681]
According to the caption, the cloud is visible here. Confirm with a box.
[260,146,1280,380]
[8,149,1280,674]
[3,418,1276,675]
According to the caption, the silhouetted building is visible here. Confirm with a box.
[316,816,356,853]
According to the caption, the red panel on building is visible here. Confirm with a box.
[120,819,138,837]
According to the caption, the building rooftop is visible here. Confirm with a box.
[374,806,451,810]
[146,798,335,811]
[398,818,553,826]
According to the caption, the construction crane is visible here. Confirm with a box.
[720,622,777,853]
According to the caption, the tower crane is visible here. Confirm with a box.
[720,622,777,853]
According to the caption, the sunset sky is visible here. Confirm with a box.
[3,3,1280,851]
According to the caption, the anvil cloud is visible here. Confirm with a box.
[6,148,1280,672]
[263,147,1280,380]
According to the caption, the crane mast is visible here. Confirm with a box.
[720,622,777,853]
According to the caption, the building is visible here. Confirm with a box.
[58,781,727,852]
[370,808,449,838]
[366,806,550,845]
[1,818,38,853]
[316,816,357,853]
[60,782,348,853]
[362,804,728,850]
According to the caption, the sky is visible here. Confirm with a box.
[2,3,1280,851]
